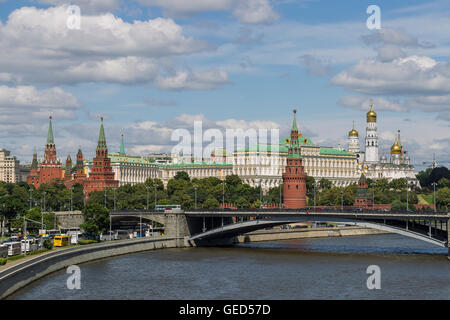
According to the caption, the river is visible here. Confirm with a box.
[10,234,450,300]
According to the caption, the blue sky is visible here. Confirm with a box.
[0,0,449,171]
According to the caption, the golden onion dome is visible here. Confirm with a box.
[348,128,358,137]
[348,120,358,137]
[366,104,377,122]
[390,142,402,154]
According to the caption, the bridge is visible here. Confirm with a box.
[109,209,450,257]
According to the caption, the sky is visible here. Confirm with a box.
[0,0,449,171]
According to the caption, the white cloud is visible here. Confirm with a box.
[156,69,229,91]
[0,6,227,89]
[331,56,450,96]
[136,0,278,24]
[37,0,119,14]
[233,0,279,24]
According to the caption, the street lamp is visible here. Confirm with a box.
[431,182,437,213]
[104,189,107,209]
[113,187,116,211]
[42,191,46,230]
[313,182,317,209]
[194,185,198,210]
[259,180,262,209]
[222,181,225,211]
[340,190,343,211]
[279,183,282,211]
[29,189,32,210]
[154,183,158,210]
[146,186,150,211]
[83,190,86,207]
[70,187,73,212]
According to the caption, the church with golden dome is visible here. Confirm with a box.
[347,102,418,186]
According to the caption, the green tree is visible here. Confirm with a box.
[80,203,110,237]
[391,199,406,211]
[174,171,190,181]
[436,187,450,211]
[202,198,220,209]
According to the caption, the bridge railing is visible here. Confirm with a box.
[110,208,448,216]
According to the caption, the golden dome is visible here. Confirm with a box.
[391,143,402,154]
[366,103,377,122]
[348,120,358,136]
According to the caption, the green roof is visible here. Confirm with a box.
[236,144,289,153]
[162,162,232,168]
[109,153,156,165]
[319,148,354,156]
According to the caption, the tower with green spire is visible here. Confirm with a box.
[28,115,62,188]
[120,134,125,156]
[85,117,118,195]
[282,109,307,209]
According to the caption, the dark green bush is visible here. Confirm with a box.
[43,239,53,250]
[0,258,7,266]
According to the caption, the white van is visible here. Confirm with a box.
[7,242,21,256]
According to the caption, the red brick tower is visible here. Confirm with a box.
[354,173,372,208]
[73,147,87,184]
[27,147,40,188]
[63,154,73,188]
[85,118,118,194]
[282,110,307,209]
[34,116,63,187]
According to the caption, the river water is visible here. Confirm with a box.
[10,234,450,300]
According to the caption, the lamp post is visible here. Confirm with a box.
[194,185,198,210]
[406,179,410,212]
[154,184,158,210]
[222,181,225,211]
[146,186,150,211]
[112,187,116,211]
[259,180,262,209]
[104,189,107,209]
[340,190,343,211]
[431,182,437,213]
[70,187,73,212]
[372,189,375,210]
[42,191,46,230]
[279,183,282,211]
[83,190,86,207]
[29,189,32,210]
[314,182,317,209]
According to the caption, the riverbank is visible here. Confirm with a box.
[236,226,388,243]
[0,236,179,299]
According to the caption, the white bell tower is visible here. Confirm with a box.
[364,100,378,163]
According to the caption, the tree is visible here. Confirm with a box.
[319,178,332,190]
[80,203,110,237]
[174,171,190,181]
[436,187,450,211]
[391,200,406,211]
[202,198,220,209]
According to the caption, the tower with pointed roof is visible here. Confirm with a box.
[364,100,379,163]
[27,116,63,188]
[348,120,360,154]
[27,147,40,187]
[119,134,125,156]
[64,154,73,185]
[354,173,372,208]
[282,109,307,209]
[85,118,118,195]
